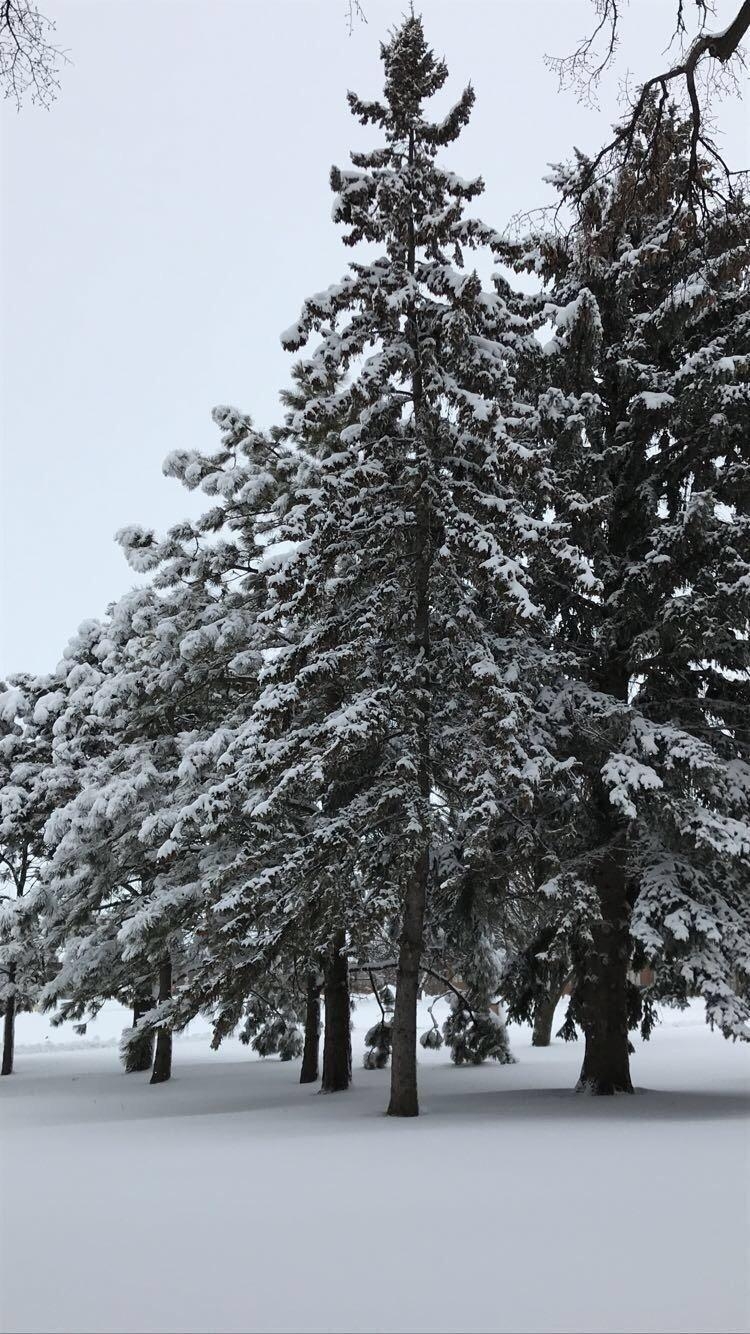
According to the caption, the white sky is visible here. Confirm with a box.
[1,0,747,676]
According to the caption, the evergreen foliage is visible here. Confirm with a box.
[2,18,747,1116]
[363,986,395,1068]
[442,995,515,1066]
[506,98,750,1089]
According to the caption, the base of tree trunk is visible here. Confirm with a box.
[150,1030,172,1084]
[387,850,428,1118]
[321,933,351,1092]
[387,969,420,1116]
[149,957,173,1085]
[300,973,321,1084]
[576,886,634,1095]
[576,1031,634,1095]
[1,989,16,1077]
[576,1073,634,1095]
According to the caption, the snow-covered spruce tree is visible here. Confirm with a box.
[108,21,580,1109]
[508,102,750,1091]
[254,14,581,1117]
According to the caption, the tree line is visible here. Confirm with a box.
[1,15,748,1114]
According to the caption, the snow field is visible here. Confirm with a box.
[1,998,748,1334]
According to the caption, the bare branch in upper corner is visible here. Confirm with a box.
[547,0,750,217]
[545,0,624,109]
[0,0,67,109]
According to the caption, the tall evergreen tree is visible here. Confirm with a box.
[211,14,578,1116]
[113,15,573,1114]
[508,102,750,1090]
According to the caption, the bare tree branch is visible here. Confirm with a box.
[545,0,623,108]
[345,0,367,39]
[548,1,750,215]
[0,0,67,109]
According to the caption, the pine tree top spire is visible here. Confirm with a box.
[345,12,475,152]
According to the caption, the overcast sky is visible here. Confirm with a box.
[1,0,747,676]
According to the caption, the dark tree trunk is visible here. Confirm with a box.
[388,463,431,1116]
[124,984,155,1073]
[387,125,434,1119]
[388,846,429,1117]
[1,967,16,1077]
[150,957,173,1085]
[321,933,351,1092]
[578,604,635,1094]
[300,973,321,1084]
[532,988,560,1048]
[577,854,634,1094]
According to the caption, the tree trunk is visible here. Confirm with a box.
[1,966,16,1077]
[388,847,429,1117]
[387,124,433,1119]
[124,983,155,1073]
[578,597,635,1094]
[150,957,173,1085]
[321,933,351,1092]
[577,856,633,1094]
[300,972,321,1084]
[532,988,560,1048]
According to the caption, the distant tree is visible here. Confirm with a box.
[0,678,50,1075]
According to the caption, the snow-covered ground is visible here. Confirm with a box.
[1,998,748,1334]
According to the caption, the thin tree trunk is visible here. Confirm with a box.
[388,847,429,1117]
[124,983,155,1073]
[300,972,321,1084]
[321,933,351,1092]
[1,966,16,1077]
[150,957,172,1085]
[2,852,26,1079]
[577,851,633,1094]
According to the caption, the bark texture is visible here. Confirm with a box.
[150,957,173,1085]
[1,967,16,1077]
[531,989,559,1048]
[577,479,635,1094]
[388,849,429,1117]
[576,848,634,1094]
[300,973,321,1084]
[321,933,351,1092]
[387,129,432,1119]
